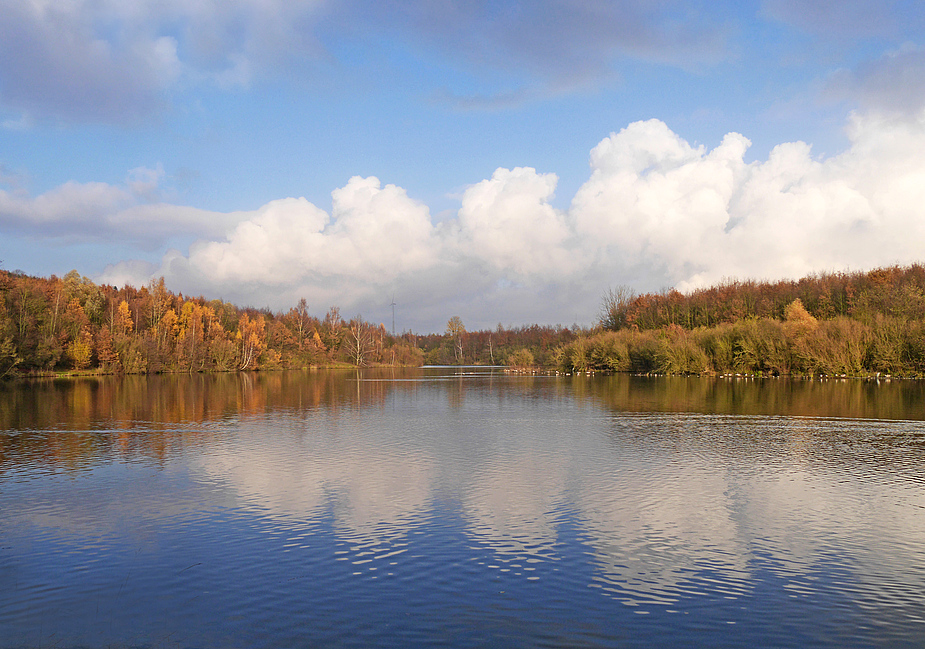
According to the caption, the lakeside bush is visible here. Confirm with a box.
[557,309,925,377]
[565,265,925,377]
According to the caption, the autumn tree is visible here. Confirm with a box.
[320,306,344,352]
[147,277,170,331]
[0,298,20,378]
[237,313,266,370]
[208,319,236,371]
[446,316,466,363]
[176,301,207,371]
[115,300,134,337]
[345,317,374,366]
[62,298,94,370]
[600,285,637,331]
[95,327,120,372]
[285,298,311,350]
[63,270,105,327]
[263,317,296,369]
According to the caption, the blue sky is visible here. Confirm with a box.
[3,1,925,332]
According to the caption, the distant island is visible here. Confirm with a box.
[2,264,925,378]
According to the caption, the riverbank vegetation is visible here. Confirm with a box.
[3,264,925,377]
[0,268,578,376]
[0,270,427,376]
[558,264,925,377]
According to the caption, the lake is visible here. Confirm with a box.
[1,368,924,648]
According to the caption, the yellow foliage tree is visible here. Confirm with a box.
[115,300,134,336]
[236,313,266,370]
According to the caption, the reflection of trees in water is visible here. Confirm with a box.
[5,370,924,476]
[0,370,395,472]
[580,374,925,421]
[4,370,925,616]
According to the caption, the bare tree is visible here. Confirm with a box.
[347,317,374,366]
[599,285,636,330]
[291,297,310,349]
[446,316,466,363]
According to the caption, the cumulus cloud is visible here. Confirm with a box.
[574,113,925,291]
[73,110,925,330]
[457,167,575,277]
[164,177,442,304]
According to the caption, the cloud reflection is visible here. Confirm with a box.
[196,413,435,543]
[177,378,925,611]
[463,452,569,560]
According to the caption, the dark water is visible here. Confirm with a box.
[1,369,924,648]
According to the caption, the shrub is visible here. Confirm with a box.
[506,348,536,368]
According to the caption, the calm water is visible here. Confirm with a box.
[1,369,924,648]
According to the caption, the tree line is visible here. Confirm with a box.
[5,263,925,378]
[559,264,925,377]
[0,270,428,376]
[0,269,580,377]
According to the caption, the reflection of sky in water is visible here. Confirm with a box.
[196,412,436,542]
[3,371,925,647]
[191,385,925,619]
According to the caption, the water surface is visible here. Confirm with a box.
[1,370,924,648]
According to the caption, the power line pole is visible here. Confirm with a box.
[390,295,396,336]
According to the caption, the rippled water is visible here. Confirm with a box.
[2,369,925,648]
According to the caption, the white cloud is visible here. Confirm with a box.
[0,167,245,245]
[97,259,159,289]
[571,113,925,292]
[26,109,925,330]
[571,119,746,269]
[170,177,441,294]
[457,167,575,277]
